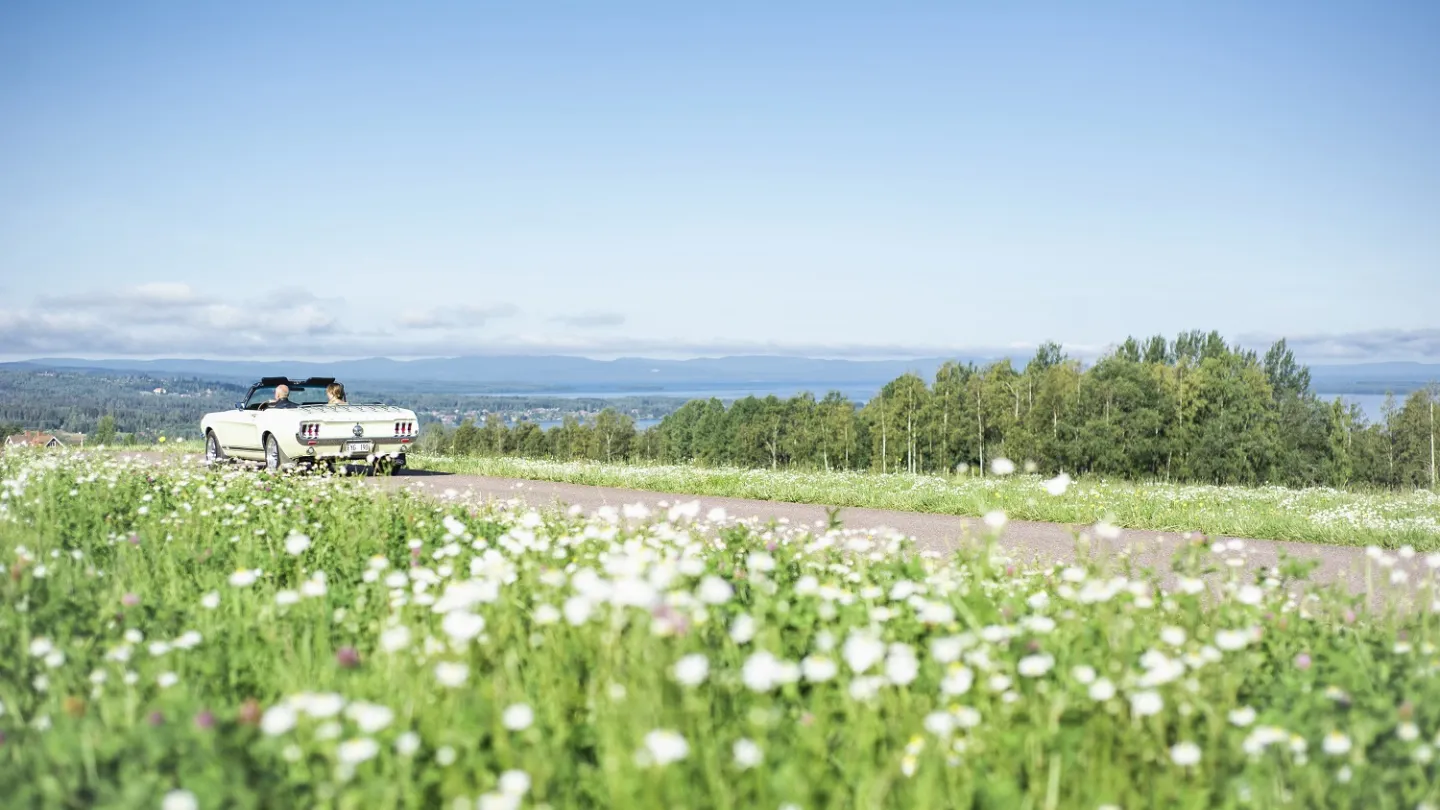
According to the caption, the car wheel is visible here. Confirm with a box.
[263,434,289,472]
[204,431,227,465]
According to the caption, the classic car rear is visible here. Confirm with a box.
[200,377,419,474]
[287,404,419,470]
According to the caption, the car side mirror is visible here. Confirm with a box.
[235,401,245,410]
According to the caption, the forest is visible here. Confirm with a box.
[417,331,1440,490]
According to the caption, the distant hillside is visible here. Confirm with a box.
[4,355,1437,396]
[3,355,976,393]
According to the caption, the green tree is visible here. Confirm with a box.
[479,413,508,455]
[590,408,636,463]
[93,414,117,446]
[451,418,481,456]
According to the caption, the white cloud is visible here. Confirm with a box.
[398,303,520,329]
[552,311,626,328]
[4,282,1438,363]
[39,282,212,309]
[1237,328,1440,363]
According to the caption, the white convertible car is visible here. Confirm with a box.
[200,377,419,474]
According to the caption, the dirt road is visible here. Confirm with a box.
[117,452,1431,598]
[370,469,1431,600]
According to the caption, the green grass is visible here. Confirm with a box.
[410,454,1440,551]
[2,449,1440,808]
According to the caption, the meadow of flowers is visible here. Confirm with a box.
[3,450,1440,809]
[416,455,1440,551]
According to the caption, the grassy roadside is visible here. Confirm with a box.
[5,451,1440,807]
[411,454,1440,551]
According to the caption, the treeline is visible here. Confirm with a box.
[419,331,1439,490]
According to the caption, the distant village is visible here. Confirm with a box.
[142,386,218,397]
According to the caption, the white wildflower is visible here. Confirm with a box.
[732,738,763,769]
[337,737,380,766]
[941,665,975,696]
[1018,654,1054,678]
[284,533,311,555]
[697,575,734,604]
[742,650,783,692]
[842,631,886,674]
[1160,627,1187,646]
[673,653,709,687]
[885,645,919,686]
[498,769,531,796]
[260,703,298,736]
[435,661,469,687]
[1130,690,1164,717]
[345,702,394,734]
[641,729,689,766]
[801,655,837,682]
[440,610,485,643]
[161,790,199,810]
[729,613,756,644]
[1170,741,1201,766]
[1215,629,1251,651]
[502,703,534,731]
[395,731,421,756]
[379,625,411,653]
[1322,731,1352,755]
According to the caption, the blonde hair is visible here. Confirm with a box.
[326,382,346,402]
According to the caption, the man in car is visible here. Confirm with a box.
[265,384,298,409]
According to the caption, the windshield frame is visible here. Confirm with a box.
[244,385,331,409]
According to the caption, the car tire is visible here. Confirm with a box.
[263,434,290,473]
[204,431,228,466]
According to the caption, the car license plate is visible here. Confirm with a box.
[346,441,372,454]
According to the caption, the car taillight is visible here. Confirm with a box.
[301,423,319,439]
[394,421,415,437]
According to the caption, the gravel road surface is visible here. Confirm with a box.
[370,470,1430,601]
[115,452,1432,600]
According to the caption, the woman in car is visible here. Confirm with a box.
[326,382,348,405]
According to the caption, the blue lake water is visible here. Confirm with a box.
[1331,393,1397,424]
[468,386,881,402]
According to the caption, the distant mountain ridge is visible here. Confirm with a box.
[4,355,1437,396]
[2,355,974,392]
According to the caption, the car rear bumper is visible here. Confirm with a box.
[293,435,413,460]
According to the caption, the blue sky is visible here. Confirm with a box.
[1,2,1437,362]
